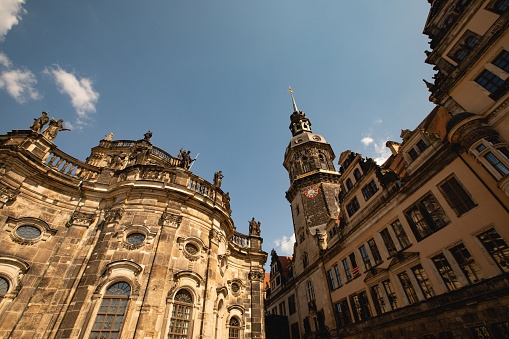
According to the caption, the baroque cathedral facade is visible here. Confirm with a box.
[0,126,267,338]
[266,1,509,338]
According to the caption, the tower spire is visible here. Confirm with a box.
[289,86,299,112]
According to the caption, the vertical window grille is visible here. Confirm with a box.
[361,180,378,201]
[493,50,509,72]
[334,299,351,327]
[416,139,428,152]
[342,259,352,281]
[382,279,398,310]
[391,220,412,249]
[359,245,372,270]
[327,269,337,291]
[485,151,509,175]
[370,284,387,314]
[432,254,461,291]
[346,197,360,217]
[465,36,479,48]
[475,70,505,93]
[449,243,484,284]
[346,179,353,190]
[380,228,397,257]
[169,290,193,339]
[398,271,419,304]
[439,177,476,216]
[409,149,419,160]
[404,193,449,241]
[411,264,434,299]
[306,281,315,302]
[228,317,240,339]
[367,238,383,265]
[334,264,343,287]
[354,169,362,181]
[349,292,371,322]
[90,282,131,339]
[477,228,509,273]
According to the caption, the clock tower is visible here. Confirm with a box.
[283,89,342,266]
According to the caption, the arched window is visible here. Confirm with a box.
[346,179,353,190]
[229,317,241,339]
[90,282,131,339]
[0,277,9,300]
[169,289,193,338]
[354,169,362,181]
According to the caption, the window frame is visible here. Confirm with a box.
[168,289,195,339]
[404,193,450,242]
[90,281,131,339]
[438,176,477,217]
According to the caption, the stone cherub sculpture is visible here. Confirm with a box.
[30,112,49,134]
[213,171,223,188]
[42,119,71,141]
[249,217,261,236]
[104,132,114,141]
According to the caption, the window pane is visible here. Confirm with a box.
[391,220,412,249]
[398,271,419,304]
[432,254,461,291]
[475,70,505,93]
[411,264,434,299]
[477,228,509,273]
[440,177,476,216]
[380,228,397,256]
[368,238,383,265]
[449,243,484,284]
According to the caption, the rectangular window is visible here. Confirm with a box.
[391,220,412,249]
[432,253,461,291]
[409,148,419,160]
[334,264,343,287]
[411,264,434,299]
[361,180,379,201]
[449,243,484,284]
[370,284,387,314]
[367,238,383,265]
[342,258,352,281]
[493,50,509,72]
[359,245,372,270]
[334,299,351,328]
[288,294,296,315]
[290,322,300,339]
[327,269,337,291]
[398,271,419,304]
[404,193,450,241]
[382,279,398,310]
[380,228,397,257]
[306,281,315,302]
[349,291,371,322]
[346,197,360,217]
[477,228,509,273]
[349,253,360,277]
[416,139,428,152]
[475,70,505,93]
[439,177,476,216]
[485,151,509,176]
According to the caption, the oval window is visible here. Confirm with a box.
[126,233,145,245]
[185,243,198,255]
[16,226,41,240]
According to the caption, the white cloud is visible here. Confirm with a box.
[44,65,99,127]
[373,140,392,165]
[0,0,27,41]
[361,137,374,146]
[0,53,41,103]
[0,52,12,68]
[273,233,295,256]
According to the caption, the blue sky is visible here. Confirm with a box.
[0,1,435,268]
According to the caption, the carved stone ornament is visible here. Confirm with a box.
[5,217,57,246]
[159,212,183,228]
[93,261,142,297]
[218,254,228,277]
[248,270,264,282]
[70,212,96,227]
[0,183,18,208]
[210,229,225,245]
[118,224,156,250]
[227,279,244,296]
[104,208,124,224]
[177,237,204,261]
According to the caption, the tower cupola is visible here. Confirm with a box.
[289,87,312,136]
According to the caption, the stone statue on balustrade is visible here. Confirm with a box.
[130,145,151,165]
[213,171,223,188]
[178,149,195,170]
[249,217,261,237]
[30,112,49,134]
[109,152,127,169]
[42,119,71,141]
[104,132,114,141]
[144,130,152,142]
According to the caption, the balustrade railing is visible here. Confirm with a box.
[231,231,250,248]
[188,176,213,198]
[42,148,100,180]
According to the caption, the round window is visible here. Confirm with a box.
[126,233,145,245]
[16,226,41,240]
[185,243,198,255]
[231,283,240,293]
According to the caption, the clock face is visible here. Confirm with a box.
[305,186,318,198]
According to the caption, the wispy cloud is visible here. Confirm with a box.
[273,233,295,256]
[0,0,27,41]
[44,65,99,129]
[361,132,392,165]
[0,52,41,103]
[361,137,374,146]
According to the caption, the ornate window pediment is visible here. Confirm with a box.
[0,255,29,298]
[227,279,244,296]
[177,236,207,261]
[5,217,57,245]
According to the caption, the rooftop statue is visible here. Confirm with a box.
[144,130,152,142]
[30,112,49,134]
[42,118,71,141]
[178,149,195,170]
[249,217,261,237]
[104,132,114,141]
[213,171,223,188]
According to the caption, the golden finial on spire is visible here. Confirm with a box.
[289,86,294,94]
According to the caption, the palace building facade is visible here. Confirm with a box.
[0,127,267,338]
[266,1,509,338]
